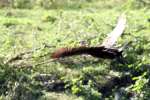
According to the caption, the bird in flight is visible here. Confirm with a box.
[51,14,126,59]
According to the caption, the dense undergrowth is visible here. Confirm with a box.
[0,0,150,100]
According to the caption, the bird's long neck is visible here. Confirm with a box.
[51,47,93,58]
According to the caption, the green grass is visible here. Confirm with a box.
[0,1,150,100]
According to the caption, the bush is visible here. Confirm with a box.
[0,63,42,99]
[35,0,85,9]
[0,0,10,8]
[135,0,150,8]
[11,0,34,9]
[124,0,150,9]
[35,0,53,9]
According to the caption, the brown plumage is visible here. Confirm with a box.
[51,46,122,59]
[51,14,126,59]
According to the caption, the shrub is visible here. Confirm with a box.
[11,0,34,9]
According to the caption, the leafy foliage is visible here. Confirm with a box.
[0,0,150,100]
[0,63,42,100]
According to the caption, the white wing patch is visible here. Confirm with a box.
[102,14,126,48]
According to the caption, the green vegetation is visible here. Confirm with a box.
[0,0,150,100]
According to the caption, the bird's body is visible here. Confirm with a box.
[51,46,122,59]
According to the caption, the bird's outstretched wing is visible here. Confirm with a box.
[102,14,126,48]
